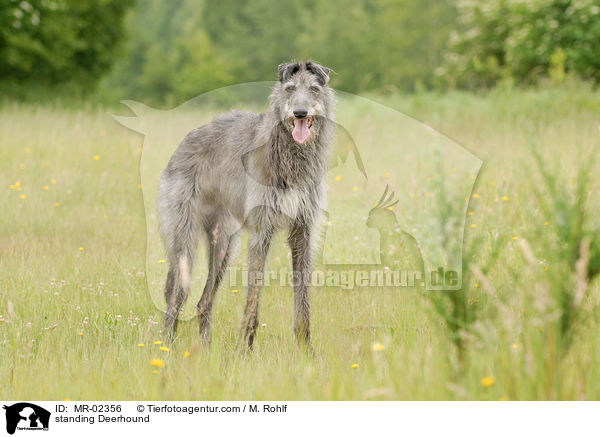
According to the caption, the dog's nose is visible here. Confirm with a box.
[293,108,308,118]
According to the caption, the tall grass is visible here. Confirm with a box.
[529,147,600,350]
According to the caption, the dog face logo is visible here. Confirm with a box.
[3,403,50,435]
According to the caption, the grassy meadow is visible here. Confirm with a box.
[1,83,600,400]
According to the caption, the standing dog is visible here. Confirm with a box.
[158,61,335,349]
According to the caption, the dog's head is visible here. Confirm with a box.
[272,60,334,145]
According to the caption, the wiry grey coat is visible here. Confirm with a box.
[157,61,336,348]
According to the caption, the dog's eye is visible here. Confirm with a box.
[310,86,320,93]
[285,85,296,92]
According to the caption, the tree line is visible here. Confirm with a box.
[1,0,598,103]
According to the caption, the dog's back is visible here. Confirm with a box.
[158,111,262,233]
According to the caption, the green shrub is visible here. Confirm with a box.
[439,0,600,89]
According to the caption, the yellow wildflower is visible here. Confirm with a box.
[481,376,496,388]
[150,358,165,368]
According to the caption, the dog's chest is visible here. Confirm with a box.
[246,179,311,224]
[272,187,305,219]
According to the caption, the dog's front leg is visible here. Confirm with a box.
[288,219,314,349]
[242,229,273,349]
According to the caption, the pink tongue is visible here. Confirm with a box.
[292,118,310,144]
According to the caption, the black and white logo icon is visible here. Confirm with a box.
[3,403,50,435]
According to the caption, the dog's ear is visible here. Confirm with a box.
[278,62,300,82]
[307,62,332,85]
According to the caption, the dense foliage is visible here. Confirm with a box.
[103,0,457,104]
[1,0,598,102]
[439,0,600,89]
[0,0,133,88]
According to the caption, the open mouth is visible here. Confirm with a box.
[292,117,313,144]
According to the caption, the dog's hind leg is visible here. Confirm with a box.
[163,211,200,343]
[164,252,197,342]
[197,219,238,343]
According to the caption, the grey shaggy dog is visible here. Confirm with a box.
[158,61,336,349]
